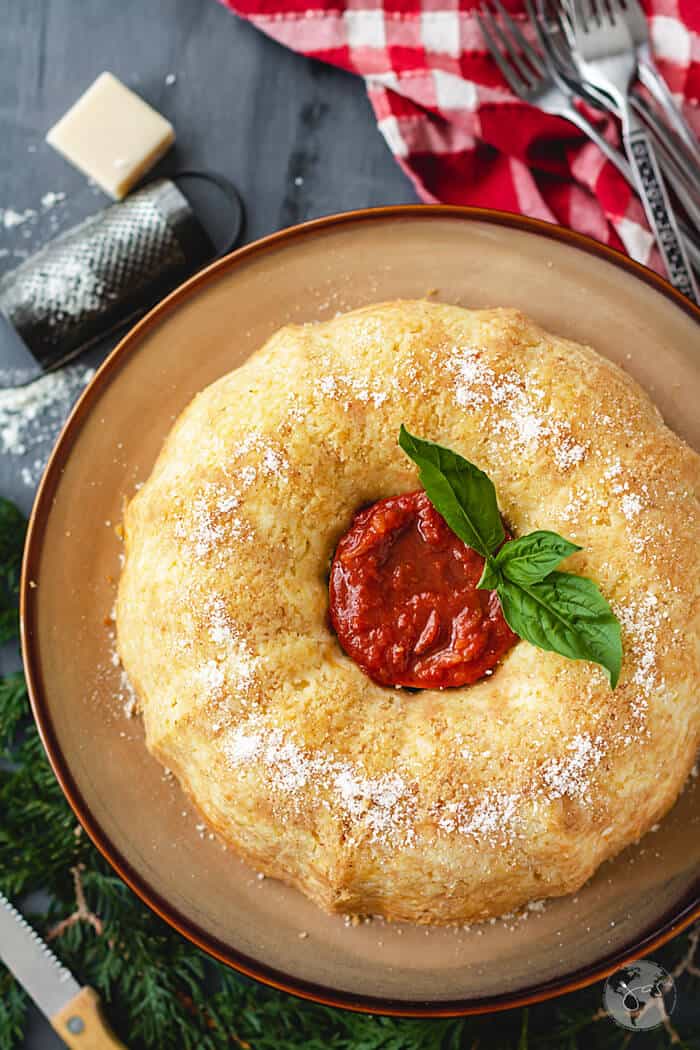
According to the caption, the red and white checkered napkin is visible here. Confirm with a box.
[219,0,700,272]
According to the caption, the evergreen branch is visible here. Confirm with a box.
[0,672,28,756]
[0,499,25,644]
[0,968,27,1050]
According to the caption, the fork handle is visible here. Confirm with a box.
[638,60,700,169]
[646,128,700,241]
[632,92,700,211]
[623,124,698,302]
[559,105,700,274]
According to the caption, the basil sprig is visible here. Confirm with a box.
[398,425,504,558]
[398,426,623,687]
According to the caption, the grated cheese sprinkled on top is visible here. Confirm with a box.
[541,733,606,802]
[436,790,522,844]
[174,486,246,559]
[233,431,290,479]
[315,369,389,409]
[615,593,667,712]
[621,492,643,519]
[172,435,289,560]
[196,660,225,693]
[202,594,259,694]
[224,717,416,846]
[446,347,587,470]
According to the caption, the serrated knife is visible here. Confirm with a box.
[0,891,126,1048]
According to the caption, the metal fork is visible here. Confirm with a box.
[563,0,697,302]
[619,0,700,166]
[538,0,699,194]
[477,0,700,273]
[536,0,700,230]
[531,0,700,252]
[476,1,605,143]
[553,0,700,200]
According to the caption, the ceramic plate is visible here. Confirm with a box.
[22,207,700,1015]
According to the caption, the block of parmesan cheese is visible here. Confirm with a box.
[46,73,175,199]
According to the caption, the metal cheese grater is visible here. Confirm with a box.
[0,174,244,388]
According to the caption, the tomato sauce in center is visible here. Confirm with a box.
[329,490,518,689]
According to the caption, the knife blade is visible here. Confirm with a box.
[0,891,126,1048]
[0,890,80,1016]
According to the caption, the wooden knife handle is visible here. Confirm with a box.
[50,987,127,1049]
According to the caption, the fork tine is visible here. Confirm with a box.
[524,0,568,80]
[476,10,528,96]
[580,0,597,28]
[605,0,633,33]
[535,0,612,108]
[539,0,571,41]
[593,0,613,29]
[523,0,553,63]
[540,0,577,63]
[489,0,546,76]
[617,0,647,36]
[559,0,578,45]
[567,0,590,37]
[480,4,539,89]
[523,0,543,42]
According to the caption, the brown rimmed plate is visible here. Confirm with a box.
[22,206,700,1016]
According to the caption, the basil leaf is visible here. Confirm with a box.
[398,426,504,558]
[496,571,622,688]
[493,530,582,586]
[477,558,502,590]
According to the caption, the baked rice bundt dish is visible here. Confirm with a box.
[116,301,700,924]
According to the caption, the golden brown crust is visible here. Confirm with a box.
[116,301,700,924]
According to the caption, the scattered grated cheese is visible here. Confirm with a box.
[437,790,522,844]
[0,363,94,485]
[40,191,66,209]
[446,346,587,470]
[615,592,667,713]
[621,492,643,519]
[1,207,36,229]
[196,660,225,693]
[224,716,416,847]
[315,367,388,409]
[541,733,606,802]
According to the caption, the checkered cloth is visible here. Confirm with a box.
[219,0,700,272]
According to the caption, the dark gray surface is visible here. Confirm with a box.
[0,1,415,1045]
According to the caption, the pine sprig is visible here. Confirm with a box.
[0,495,698,1049]
[0,968,27,1050]
[0,732,91,898]
[0,672,28,756]
[0,499,25,644]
